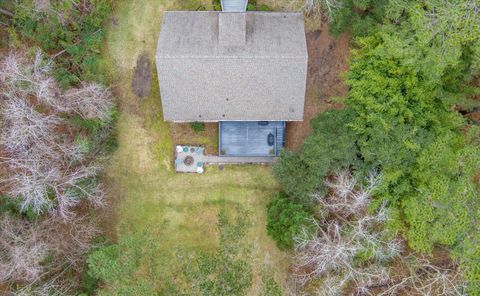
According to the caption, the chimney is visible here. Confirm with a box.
[218,13,246,47]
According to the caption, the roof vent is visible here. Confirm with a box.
[218,13,246,47]
[221,0,247,12]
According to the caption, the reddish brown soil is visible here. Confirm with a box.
[285,21,350,151]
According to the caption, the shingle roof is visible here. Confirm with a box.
[156,11,308,122]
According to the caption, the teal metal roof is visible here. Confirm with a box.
[221,0,247,12]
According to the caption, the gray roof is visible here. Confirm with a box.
[156,11,308,122]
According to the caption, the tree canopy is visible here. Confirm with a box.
[273,0,480,292]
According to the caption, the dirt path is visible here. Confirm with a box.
[285,21,350,150]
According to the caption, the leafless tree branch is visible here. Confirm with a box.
[0,51,114,219]
[291,171,464,295]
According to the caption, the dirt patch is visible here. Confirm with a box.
[285,21,350,151]
[170,122,219,155]
[110,16,119,26]
[34,0,51,11]
[131,53,153,98]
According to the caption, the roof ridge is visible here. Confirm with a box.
[157,55,308,59]
[163,11,303,14]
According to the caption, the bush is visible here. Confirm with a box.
[300,109,361,177]
[257,4,271,11]
[79,263,100,295]
[266,193,313,249]
[0,195,38,221]
[246,3,256,11]
[212,0,222,10]
[87,229,160,295]
[13,0,112,87]
[273,151,318,209]
[273,109,360,209]
[190,121,205,133]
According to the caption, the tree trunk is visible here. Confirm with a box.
[0,8,14,17]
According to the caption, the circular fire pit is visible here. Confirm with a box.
[184,156,194,166]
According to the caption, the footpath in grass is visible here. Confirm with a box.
[99,0,290,294]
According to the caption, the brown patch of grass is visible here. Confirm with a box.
[171,122,219,155]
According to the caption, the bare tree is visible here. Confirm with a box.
[0,214,100,294]
[0,51,114,218]
[0,96,60,155]
[0,216,48,283]
[291,171,464,295]
[292,171,401,291]
[313,170,381,218]
[377,255,465,296]
[0,51,114,121]
[0,51,55,105]
[63,82,115,121]
[292,0,342,20]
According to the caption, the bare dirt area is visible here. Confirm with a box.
[131,53,152,98]
[285,21,350,151]
[170,122,219,154]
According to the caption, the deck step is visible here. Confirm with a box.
[205,155,277,164]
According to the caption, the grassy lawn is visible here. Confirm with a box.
[100,0,290,294]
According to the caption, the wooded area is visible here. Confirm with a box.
[0,1,115,294]
[0,0,478,295]
[270,0,480,294]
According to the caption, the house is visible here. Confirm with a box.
[155,3,308,157]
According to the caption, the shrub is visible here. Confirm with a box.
[12,0,112,87]
[266,192,313,249]
[212,0,222,10]
[0,195,38,221]
[273,109,360,209]
[79,263,100,295]
[272,151,318,208]
[300,109,361,177]
[257,4,271,11]
[190,121,205,133]
[246,3,256,11]
[87,229,160,295]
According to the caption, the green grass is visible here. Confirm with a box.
[100,0,291,294]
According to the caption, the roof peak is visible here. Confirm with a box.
[157,11,307,58]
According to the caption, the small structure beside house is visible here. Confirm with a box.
[156,3,308,159]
